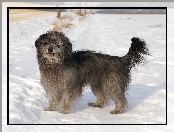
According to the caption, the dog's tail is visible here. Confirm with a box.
[121,37,150,71]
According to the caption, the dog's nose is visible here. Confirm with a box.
[48,46,53,53]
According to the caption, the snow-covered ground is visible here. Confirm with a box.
[2,2,173,132]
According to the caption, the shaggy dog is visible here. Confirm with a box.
[35,31,149,114]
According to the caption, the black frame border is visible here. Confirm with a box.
[7,6,167,125]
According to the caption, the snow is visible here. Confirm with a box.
[2,2,173,132]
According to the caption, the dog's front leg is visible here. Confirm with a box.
[44,95,58,111]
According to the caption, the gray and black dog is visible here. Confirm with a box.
[35,31,150,114]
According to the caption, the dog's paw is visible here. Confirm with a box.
[110,110,123,114]
[43,107,56,111]
[88,102,104,108]
[60,110,71,114]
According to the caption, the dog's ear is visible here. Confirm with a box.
[35,38,40,48]
[35,34,47,48]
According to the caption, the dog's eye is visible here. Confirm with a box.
[57,45,60,48]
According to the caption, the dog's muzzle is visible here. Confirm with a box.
[47,46,55,57]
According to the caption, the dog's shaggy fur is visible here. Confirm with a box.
[35,31,150,114]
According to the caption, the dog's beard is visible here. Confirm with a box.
[44,52,63,64]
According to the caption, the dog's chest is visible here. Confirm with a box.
[40,70,62,93]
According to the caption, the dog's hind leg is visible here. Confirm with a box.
[110,94,128,114]
[88,87,106,108]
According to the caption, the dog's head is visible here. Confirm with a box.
[35,31,72,65]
